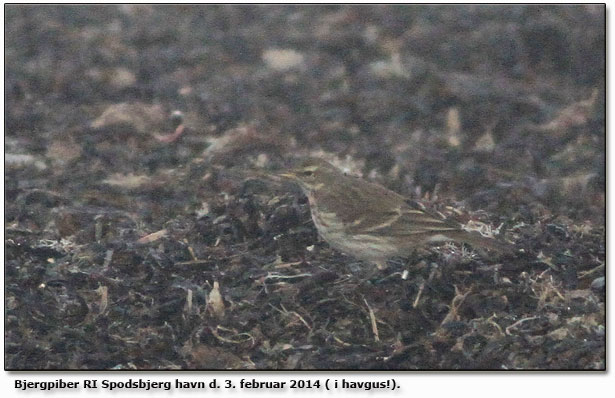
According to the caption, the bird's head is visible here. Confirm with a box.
[278,158,343,192]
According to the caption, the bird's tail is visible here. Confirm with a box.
[446,230,515,254]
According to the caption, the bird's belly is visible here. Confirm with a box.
[308,202,343,240]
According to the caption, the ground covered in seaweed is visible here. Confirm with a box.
[4,5,605,369]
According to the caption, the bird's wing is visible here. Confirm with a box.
[347,207,460,236]
[335,177,460,235]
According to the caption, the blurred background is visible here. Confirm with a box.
[4,5,605,370]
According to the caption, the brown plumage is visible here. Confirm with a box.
[280,158,512,268]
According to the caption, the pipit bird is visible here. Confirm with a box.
[279,158,512,269]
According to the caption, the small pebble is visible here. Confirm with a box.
[590,276,605,291]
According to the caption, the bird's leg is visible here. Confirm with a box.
[365,260,410,285]
[347,261,385,285]
[399,248,426,272]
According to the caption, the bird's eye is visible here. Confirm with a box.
[301,170,314,177]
